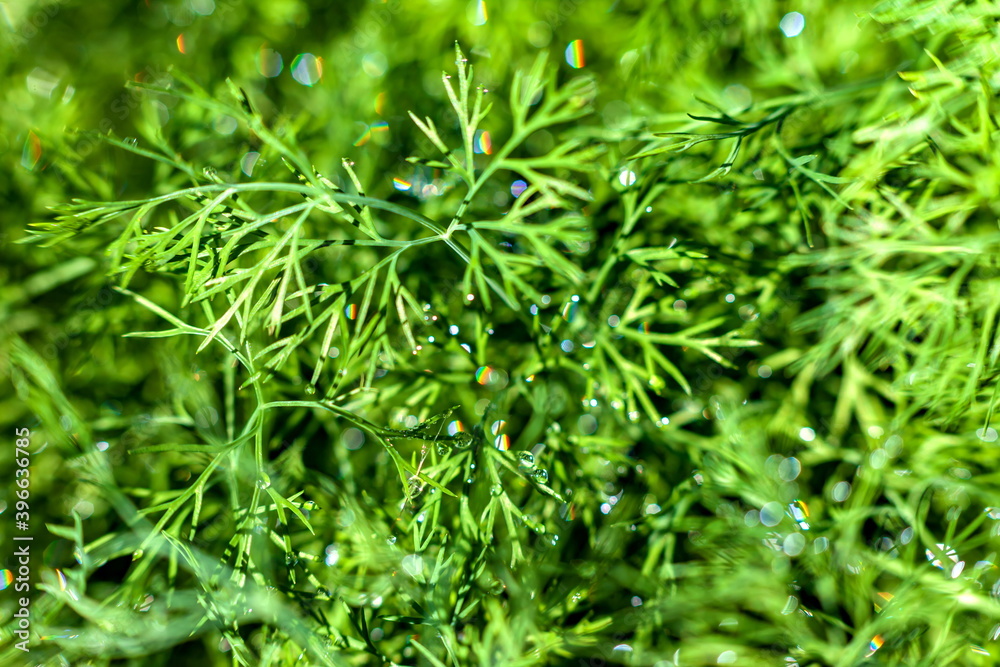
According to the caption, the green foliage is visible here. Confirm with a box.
[4,1,1000,666]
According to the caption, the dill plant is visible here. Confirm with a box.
[11,41,757,665]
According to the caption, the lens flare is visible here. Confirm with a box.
[565,40,585,68]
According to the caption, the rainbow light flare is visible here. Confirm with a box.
[565,40,585,68]
[474,130,492,154]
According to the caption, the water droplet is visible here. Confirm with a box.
[475,366,509,390]
[401,554,424,578]
[447,420,465,436]
[518,451,535,467]
[781,595,799,615]
[132,549,144,561]
[436,443,450,456]
[779,11,806,38]
[467,0,488,26]
[926,543,959,570]
[490,484,503,496]
[305,384,316,394]
[789,500,810,530]
[565,39,586,69]
[343,427,365,450]
[578,414,598,434]
[862,635,886,658]
[561,300,579,322]
[717,650,737,664]
[778,457,801,481]
[473,129,492,154]
[386,535,397,545]
[256,474,271,490]
[870,448,888,469]
[760,502,784,527]
[782,532,806,557]
[977,427,998,442]
[618,169,637,187]
[531,468,549,484]
[257,47,283,77]
[291,53,322,86]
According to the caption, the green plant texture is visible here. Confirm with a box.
[3,1,1000,666]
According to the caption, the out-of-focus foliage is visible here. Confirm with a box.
[3,1,1000,666]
